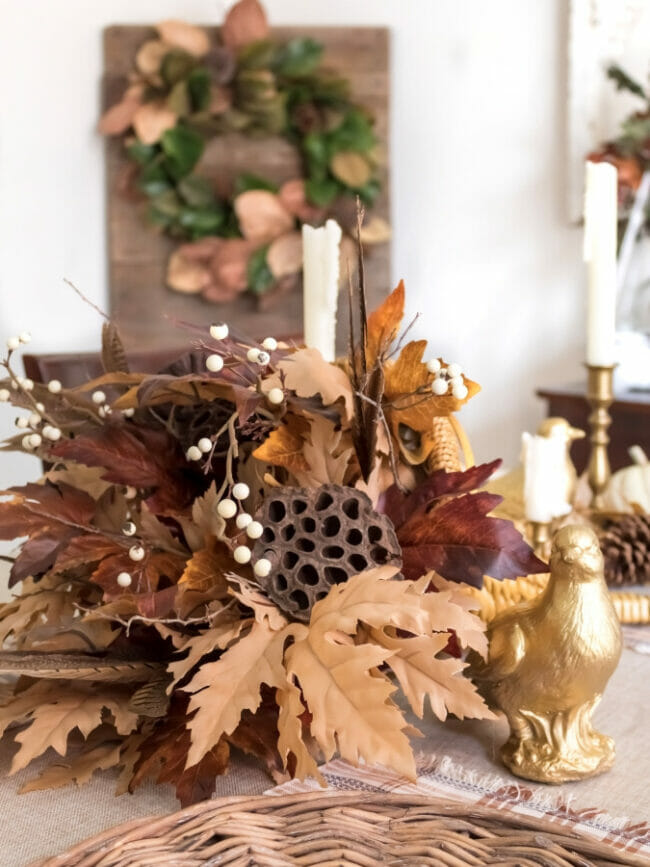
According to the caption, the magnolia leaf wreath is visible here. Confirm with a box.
[0,280,547,805]
[99,0,389,304]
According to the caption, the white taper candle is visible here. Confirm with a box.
[522,432,572,523]
[302,219,342,362]
[583,161,618,367]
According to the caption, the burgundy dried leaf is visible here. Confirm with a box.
[10,529,77,585]
[381,460,503,529]
[398,492,547,588]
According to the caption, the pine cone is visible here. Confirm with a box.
[600,514,650,586]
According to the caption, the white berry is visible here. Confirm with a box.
[47,379,62,394]
[267,387,284,406]
[35,402,45,412]
[209,322,229,340]
[452,383,469,400]
[22,378,34,391]
[206,353,224,373]
[256,350,270,366]
[45,426,61,441]
[28,412,41,427]
[253,558,272,578]
[186,445,202,461]
[6,336,20,351]
[15,416,29,429]
[28,433,42,448]
[18,331,31,344]
[197,437,212,453]
[232,482,250,500]
[123,407,135,418]
[117,571,132,588]
[262,337,278,351]
[129,545,145,562]
[21,435,34,450]
[233,545,252,564]
[92,390,106,404]
[446,362,463,378]
[236,512,253,530]
[449,376,464,388]
[426,358,441,374]
[125,486,137,500]
[246,521,263,540]
[216,498,237,519]
[431,378,449,396]
[122,520,137,536]
[0,389,10,402]
[246,348,260,363]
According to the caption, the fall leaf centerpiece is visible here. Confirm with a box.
[0,282,546,804]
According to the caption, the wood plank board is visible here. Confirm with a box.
[103,25,390,351]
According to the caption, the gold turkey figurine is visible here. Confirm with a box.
[470,524,622,783]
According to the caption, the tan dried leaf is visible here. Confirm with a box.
[252,422,310,475]
[267,231,303,278]
[276,348,354,417]
[0,589,77,647]
[178,543,229,595]
[20,740,122,793]
[98,85,143,135]
[371,628,493,722]
[291,416,355,488]
[359,216,391,245]
[279,179,323,222]
[227,576,288,631]
[167,249,210,294]
[276,679,322,781]
[132,101,177,145]
[136,39,168,77]
[234,190,293,244]
[221,0,269,48]
[168,619,248,688]
[156,20,210,56]
[185,619,295,767]
[330,151,372,188]
[210,238,257,293]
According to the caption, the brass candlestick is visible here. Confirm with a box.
[586,364,615,511]
[529,520,552,561]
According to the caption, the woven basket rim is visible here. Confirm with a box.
[33,789,647,867]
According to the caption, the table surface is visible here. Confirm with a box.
[0,563,648,866]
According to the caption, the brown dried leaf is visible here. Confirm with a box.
[135,39,169,77]
[210,238,257,293]
[330,151,372,188]
[132,101,177,145]
[167,249,210,294]
[221,0,269,48]
[178,541,231,595]
[234,190,294,244]
[267,231,303,278]
[20,740,122,793]
[279,179,323,222]
[366,280,405,365]
[290,416,355,488]
[252,419,310,475]
[168,620,247,688]
[156,20,210,57]
[275,348,354,417]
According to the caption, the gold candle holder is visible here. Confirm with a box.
[529,520,552,560]
[585,364,615,510]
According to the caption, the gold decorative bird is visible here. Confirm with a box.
[485,417,584,523]
[469,524,622,783]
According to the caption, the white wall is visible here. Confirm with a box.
[0,0,585,496]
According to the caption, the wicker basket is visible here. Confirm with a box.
[33,790,647,867]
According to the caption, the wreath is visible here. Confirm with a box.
[99,0,389,304]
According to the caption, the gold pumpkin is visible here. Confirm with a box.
[603,446,650,514]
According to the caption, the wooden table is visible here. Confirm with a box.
[537,384,650,474]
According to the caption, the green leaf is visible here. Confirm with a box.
[275,38,323,77]
[161,50,196,86]
[356,177,381,206]
[620,114,650,143]
[305,176,340,207]
[179,207,224,237]
[139,160,173,197]
[150,189,182,218]
[329,109,376,153]
[161,126,204,179]
[607,64,647,101]
[127,141,157,166]
[302,133,329,172]
[167,80,191,116]
[188,68,212,112]
[233,173,279,195]
[237,40,278,70]
[247,245,274,294]
[177,175,216,208]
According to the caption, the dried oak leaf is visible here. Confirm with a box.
[178,539,231,595]
[50,424,193,515]
[272,348,354,418]
[381,463,547,588]
[234,190,294,244]
[221,0,269,49]
[130,696,229,806]
[290,415,355,488]
[184,619,299,768]
[20,739,122,794]
[252,416,311,476]
[0,482,96,586]
[366,279,405,366]
[277,679,321,781]
[156,20,211,57]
